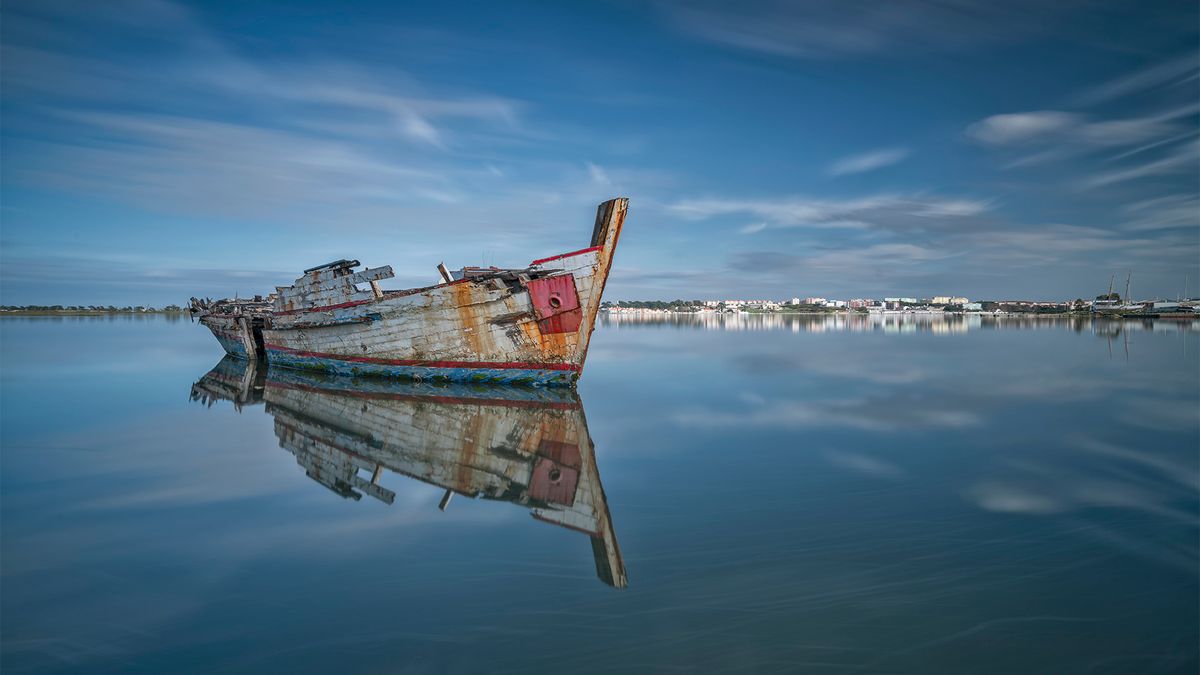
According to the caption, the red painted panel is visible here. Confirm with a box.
[527,274,581,321]
[537,439,582,468]
[527,274,582,334]
[538,308,582,334]
[529,457,579,506]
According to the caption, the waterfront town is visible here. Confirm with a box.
[602,294,1199,317]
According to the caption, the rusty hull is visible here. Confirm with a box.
[192,199,627,386]
[256,198,628,386]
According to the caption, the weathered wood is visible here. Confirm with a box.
[196,198,629,386]
[274,266,394,313]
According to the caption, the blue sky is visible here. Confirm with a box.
[2,0,1197,304]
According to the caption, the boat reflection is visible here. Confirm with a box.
[190,356,626,588]
[190,354,266,410]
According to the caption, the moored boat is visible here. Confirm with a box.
[191,198,628,386]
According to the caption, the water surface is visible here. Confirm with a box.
[2,314,1197,673]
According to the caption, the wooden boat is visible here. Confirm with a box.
[189,296,273,359]
[191,198,628,386]
[190,357,627,587]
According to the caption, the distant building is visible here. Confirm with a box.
[933,296,970,305]
[802,297,827,305]
[744,300,780,310]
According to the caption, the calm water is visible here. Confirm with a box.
[2,314,1197,674]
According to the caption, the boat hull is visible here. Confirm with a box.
[199,315,257,359]
[264,345,579,386]
[262,199,626,386]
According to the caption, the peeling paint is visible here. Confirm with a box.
[191,198,629,387]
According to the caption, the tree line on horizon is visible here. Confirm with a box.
[0,304,187,312]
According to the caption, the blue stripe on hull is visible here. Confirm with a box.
[214,334,248,358]
[266,349,577,387]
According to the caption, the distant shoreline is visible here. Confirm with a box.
[0,309,188,316]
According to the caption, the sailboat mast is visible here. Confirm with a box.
[1124,271,1131,304]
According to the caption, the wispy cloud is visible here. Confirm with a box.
[670,194,992,233]
[658,0,1094,59]
[587,162,611,185]
[967,106,1195,158]
[14,111,459,219]
[1081,139,1199,189]
[962,224,1158,262]
[0,255,295,305]
[966,52,1200,192]
[965,111,1081,145]
[0,0,542,225]
[730,243,954,278]
[1075,53,1200,106]
[3,3,524,151]
[828,147,909,176]
[1119,194,1200,232]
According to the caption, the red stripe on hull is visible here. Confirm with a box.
[529,246,602,266]
[264,343,582,372]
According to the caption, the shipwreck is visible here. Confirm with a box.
[190,198,628,386]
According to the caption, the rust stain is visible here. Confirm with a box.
[539,329,572,359]
[191,198,629,387]
[516,315,573,361]
[451,282,487,357]
[518,319,542,350]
